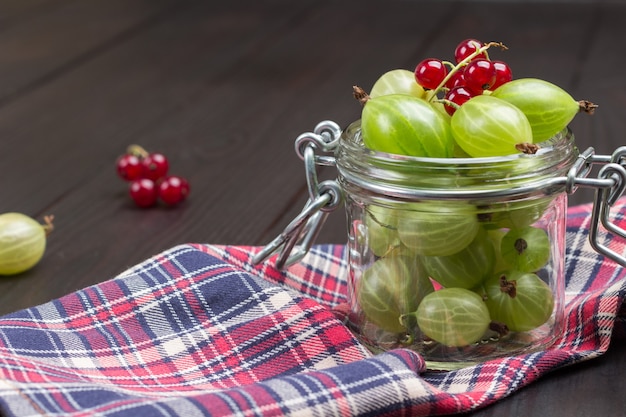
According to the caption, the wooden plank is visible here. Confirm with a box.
[0,0,68,23]
[0,0,178,103]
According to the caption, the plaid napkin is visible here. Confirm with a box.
[1,199,626,417]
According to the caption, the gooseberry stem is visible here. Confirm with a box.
[489,321,510,336]
[42,215,55,236]
[515,143,540,154]
[425,41,508,102]
[579,100,598,114]
[352,85,371,106]
[499,274,517,298]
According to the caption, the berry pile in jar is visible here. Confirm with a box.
[354,39,596,158]
[116,145,190,208]
[352,39,596,349]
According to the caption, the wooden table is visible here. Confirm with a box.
[1,1,625,415]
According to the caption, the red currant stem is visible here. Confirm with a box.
[436,98,460,110]
[471,40,491,61]
[126,144,149,159]
[426,41,508,102]
[42,215,55,236]
[442,60,456,70]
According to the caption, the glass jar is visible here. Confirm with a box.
[335,120,578,370]
[253,119,626,371]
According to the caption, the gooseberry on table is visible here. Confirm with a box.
[0,213,54,275]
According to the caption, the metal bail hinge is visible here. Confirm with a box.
[252,121,343,269]
[587,146,626,267]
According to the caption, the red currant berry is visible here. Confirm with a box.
[444,86,476,116]
[414,58,448,90]
[489,60,513,90]
[454,39,487,63]
[445,70,465,89]
[158,176,190,206]
[116,154,144,181]
[463,59,497,92]
[142,152,169,181]
[129,179,158,208]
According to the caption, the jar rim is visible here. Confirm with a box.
[335,120,580,201]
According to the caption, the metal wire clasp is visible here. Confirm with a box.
[585,147,626,266]
[252,121,343,268]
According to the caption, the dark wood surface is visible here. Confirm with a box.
[1,1,625,415]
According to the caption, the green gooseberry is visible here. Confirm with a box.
[451,94,534,157]
[483,269,554,332]
[500,226,551,272]
[358,255,434,333]
[491,78,584,143]
[359,93,455,158]
[396,201,479,256]
[485,228,509,274]
[412,287,491,347]
[422,228,496,289]
[369,69,425,99]
[478,196,552,230]
[364,205,401,257]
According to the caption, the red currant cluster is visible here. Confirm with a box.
[414,38,513,115]
[116,145,190,208]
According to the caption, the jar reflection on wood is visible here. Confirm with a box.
[336,120,577,370]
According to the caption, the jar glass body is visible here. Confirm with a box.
[336,120,579,370]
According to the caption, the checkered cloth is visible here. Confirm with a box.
[1,199,626,416]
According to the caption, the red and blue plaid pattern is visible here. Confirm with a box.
[0,199,625,416]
